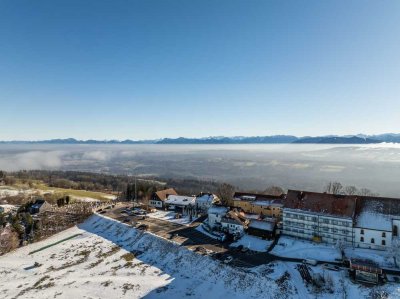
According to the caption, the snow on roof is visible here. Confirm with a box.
[221,217,243,226]
[165,195,195,206]
[249,220,275,231]
[195,194,216,204]
[208,206,228,215]
[356,211,392,231]
[251,200,283,207]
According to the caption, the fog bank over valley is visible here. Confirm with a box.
[1,144,400,197]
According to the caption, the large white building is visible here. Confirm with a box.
[282,190,400,251]
[282,190,356,246]
[354,196,400,250]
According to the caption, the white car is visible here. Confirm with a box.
[223,256,233,264]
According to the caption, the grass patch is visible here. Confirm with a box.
[97,246,121,259]
[121,252,135,262]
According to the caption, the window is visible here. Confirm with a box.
[360,229,364,235]
[382,232,386,238]
[371,238,375,244]
[312,217,317,222]
[360,237,364,242]
[382,240,386,246]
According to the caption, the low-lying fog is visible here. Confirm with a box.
[1,144,400,197]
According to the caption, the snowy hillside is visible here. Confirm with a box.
[0,214,399,299]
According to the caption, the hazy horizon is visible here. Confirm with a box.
[1,143,400,197]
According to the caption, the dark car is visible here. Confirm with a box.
[137,224,149,230]
[99,210,107,214]
[123,218,130,223]
[236,245,244,252]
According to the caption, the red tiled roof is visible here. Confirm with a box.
[284,190,357,218]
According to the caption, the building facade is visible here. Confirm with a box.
[232,192,284,219]
[149,188,178,209]
[282,190,357,246]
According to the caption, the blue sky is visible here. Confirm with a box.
[1,0,399,140]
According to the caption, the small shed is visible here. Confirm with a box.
[349,258,382,284]
[247,220,276,239]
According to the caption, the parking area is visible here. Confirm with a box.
[99,205,278,268]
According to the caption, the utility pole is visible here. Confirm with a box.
[134,176,137,204]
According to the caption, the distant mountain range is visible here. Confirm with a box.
[1,134,400,144]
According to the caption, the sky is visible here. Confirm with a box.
[0,0,399,140]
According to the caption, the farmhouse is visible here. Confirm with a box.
[354,196,400,250]
[149,188,178,209]
[232,192,284,219]
[282,190,356,246]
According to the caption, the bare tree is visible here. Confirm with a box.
[324,182,343,194]
[358,188,378,197]
[216,183,235,206]
[344,186,358,195]
[263,186,284,196]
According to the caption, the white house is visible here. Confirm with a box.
[195,193,218,214]
[354,196,400,250]
[207,206,228,229]
[149,188,178,209]
[282,190,356,246]
[165,195,196,215]
[221,217,245,235]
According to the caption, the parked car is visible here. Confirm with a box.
[99,210,107,214]
[303,259,318,266]
[224,256,233,264]
[137,224,149,230]
[123,218,130,223]
[235,245,244,252]
[322,263,340,271]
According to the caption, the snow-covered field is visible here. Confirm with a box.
[230,234,272,252]
[271,236,342,262]
[148,210,193,225]
[0,215,399,299]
